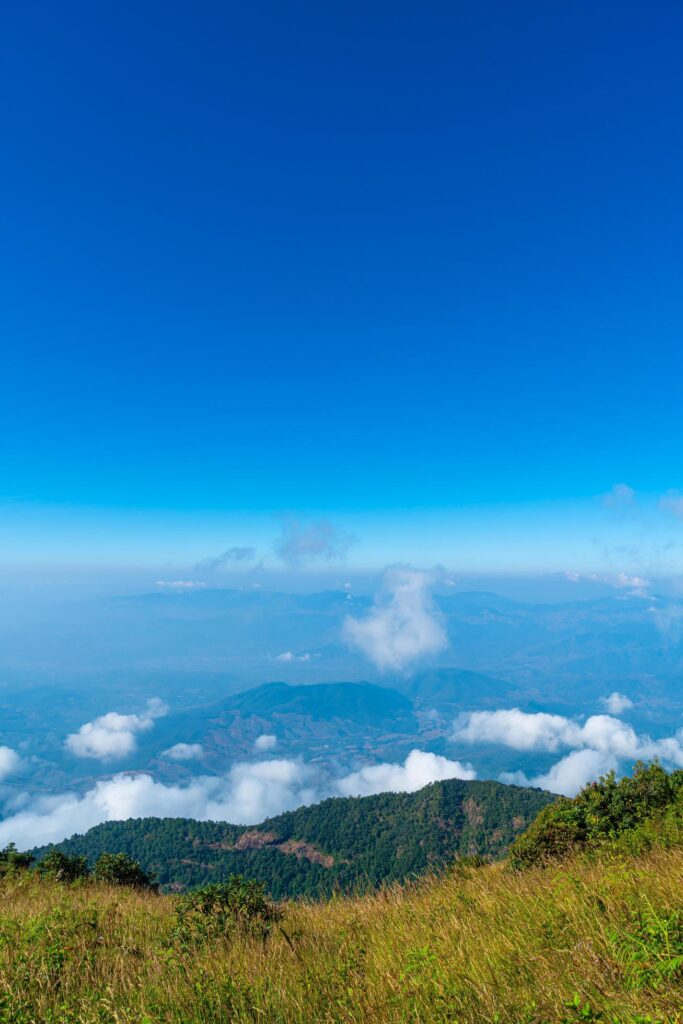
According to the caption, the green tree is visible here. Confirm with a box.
[0,843,34,876]
[93,852,156,890]
[36,849,89,882]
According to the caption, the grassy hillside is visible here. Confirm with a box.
[33,778,554,897]
[1,845,681,1023]
[3,763,683,1022]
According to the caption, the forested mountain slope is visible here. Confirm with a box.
[34,778,554,897]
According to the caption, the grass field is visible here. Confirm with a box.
[0,845,681,1024]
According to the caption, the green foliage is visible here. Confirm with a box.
[0,843,682,1023]
[608,902,683,991]
[508,761,683,870]
[35,850,89,883]
[176,876,279,942]
[92,852,156,890]
[0,843,34,876]
[32,778,554,898]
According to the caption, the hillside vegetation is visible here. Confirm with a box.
[34,778,553,897]
[2,762,681,1024]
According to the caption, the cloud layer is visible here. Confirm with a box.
[601,692,634,715]
[0,747,22,782]
[344,567,447,671]
[254,734,277,752]
[162,743,204,761]
[336,749,475,797]
[500,748,619,797]
[453,708,683,763]
[454,706,683,796]
[0,748,475,849]
[65,699,169,761]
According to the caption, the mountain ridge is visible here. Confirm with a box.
[33,777,555,898]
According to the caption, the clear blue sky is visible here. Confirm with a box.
[2,2,682,571]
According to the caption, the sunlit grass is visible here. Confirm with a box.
[0,846,681,1023]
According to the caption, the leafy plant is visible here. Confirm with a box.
[609,903,683,991]
[175,876,280,941]
[508,761,683,870]
[35,850,89,883]
[0,844,34,876]
[92,852,156,890]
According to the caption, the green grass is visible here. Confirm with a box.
[1,845,681,1023]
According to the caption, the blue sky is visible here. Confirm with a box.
[2,2,683,575]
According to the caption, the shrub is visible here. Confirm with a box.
[508,760,683,870]
[92,852,156,890]
[0,843,34,876]
[36,849,89,883]
[176,876,280,940]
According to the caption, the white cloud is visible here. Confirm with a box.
[65,699,169,761]
[162,743,204,761]
[601,692,634,715]
[455,706,683,798]
[274,519,356,568]
[0,747,477,849]
[275,651,311,663]
[343,566,447,671]
[501,748,618,797]
[0,747,22,781]
[607,572,651,598]
[0,758,319,850]
[453,708,586,751]
[453,707,683,765]
[560,571,651,598]
[156,580,206,591]
[336,749,476,798]
[254,734,277,752]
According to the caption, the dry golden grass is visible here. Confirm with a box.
[0,846,681,1023]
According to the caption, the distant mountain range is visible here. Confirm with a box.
[33,777,555,898]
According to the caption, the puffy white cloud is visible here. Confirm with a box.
[343,566,447,671]
[336,749,476,798]
[156,580,206,591]
[454,707,683,766]
[275,652,311,663]
[0,747,477,849]
[65,699,169,761]
[501,749,619,797]
[0,747,22,781]
[275,519,356,568]
[456,706,683,797]
[162,743,204,761]
[453,708,582,752]
[601,692,634,715]
[254,734,277,752]
[0,758,319,849]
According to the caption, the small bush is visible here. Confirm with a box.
[176,876,280,940]
[0,843,34,876]
[36,850,89,883]
[92,852,156,890]
[508,761,683,870]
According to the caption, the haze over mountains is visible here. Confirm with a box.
[2,580,683,849]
